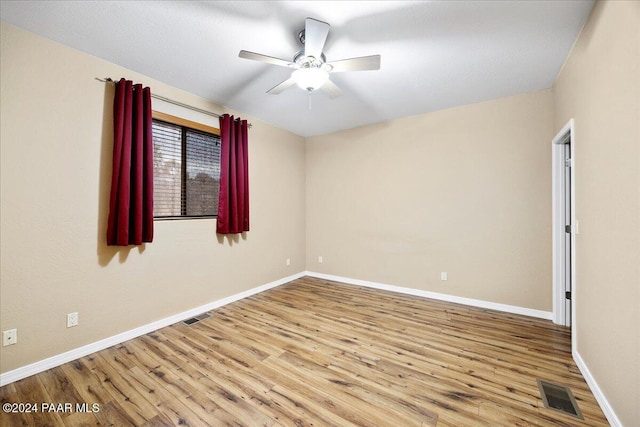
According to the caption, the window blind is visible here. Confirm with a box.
[152,120,220,218]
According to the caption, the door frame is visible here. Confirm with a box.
[552,119,576,336]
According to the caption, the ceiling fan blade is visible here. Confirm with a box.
[267,77,297,95]
[239,50,294,68]
[304,18,330,60]
[320,79,342,99]
[325,55,381,73]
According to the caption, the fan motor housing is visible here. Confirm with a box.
[293,49,326,67]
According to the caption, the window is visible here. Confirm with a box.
[152,112,221,219]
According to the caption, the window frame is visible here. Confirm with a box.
[151,111,221,221]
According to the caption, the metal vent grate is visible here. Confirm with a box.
[181,312,211,326]
[537,379,583,419]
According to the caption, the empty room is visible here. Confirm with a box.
[0,1,637,426]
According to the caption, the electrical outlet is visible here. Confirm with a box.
[318,256,323,263]
[441,272,448,281]
[3,329,17,346]
[286,258,291,266]
[67,312,79,328]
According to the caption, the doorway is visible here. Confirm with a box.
[552,120,575,329]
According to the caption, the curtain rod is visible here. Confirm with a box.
[95,77,251,127]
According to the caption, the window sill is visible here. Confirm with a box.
[154,216,217,221]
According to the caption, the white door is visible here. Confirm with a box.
[563,142,572,326]
[552,119,574,328]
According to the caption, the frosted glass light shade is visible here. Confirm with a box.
[292,68,329,91]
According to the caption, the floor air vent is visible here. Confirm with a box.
[181,312,211,326]
[537,379,583,419]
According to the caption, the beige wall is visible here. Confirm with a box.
[306,90,554,311]
[553,1,639,425]
[0,22,306,373]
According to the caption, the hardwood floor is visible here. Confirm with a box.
[1,276,609,426]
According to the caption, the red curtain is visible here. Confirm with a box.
[217,114,249,234]
[106,79,154,246]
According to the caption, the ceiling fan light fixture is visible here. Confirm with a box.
[292,67,328,92]
[239,18,379,98]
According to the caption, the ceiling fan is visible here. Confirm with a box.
[239,17,381,98]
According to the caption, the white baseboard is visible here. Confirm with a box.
[573,349,622,427]
[0,271,305,387]
[305,271,553,320]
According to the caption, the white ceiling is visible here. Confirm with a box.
[1,0,594,137]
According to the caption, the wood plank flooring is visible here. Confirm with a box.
[0,276,609,426]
